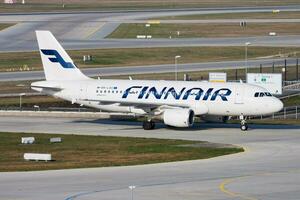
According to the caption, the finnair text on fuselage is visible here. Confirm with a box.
[122,86,232,101]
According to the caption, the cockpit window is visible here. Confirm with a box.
[254,92,259,97]
[265,92,272,96]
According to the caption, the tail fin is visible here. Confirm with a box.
[36,30,89,81]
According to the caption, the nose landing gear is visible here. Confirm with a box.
[239,115,248,131]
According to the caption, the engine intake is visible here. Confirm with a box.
[163,108,194,127]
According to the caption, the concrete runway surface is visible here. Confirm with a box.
[0,115,299,200]
[1,6,300,52]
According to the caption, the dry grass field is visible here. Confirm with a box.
[108,23,300,38]
[0,132,243,171]
[0,80,33,94]
[1,46,300,72]
[0,95,64,107]
[159,11,300,20]
[0,24,15,31]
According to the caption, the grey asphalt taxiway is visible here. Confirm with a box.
[0,115,299,200]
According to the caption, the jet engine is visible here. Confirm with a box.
[163,108,194,127]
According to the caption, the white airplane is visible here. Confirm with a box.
[31,31,283,131]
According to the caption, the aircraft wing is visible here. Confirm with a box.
[84,98,194,113]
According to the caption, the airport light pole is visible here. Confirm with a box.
[129,185,136,200]
[175,55,181,81]
[245,42,251,80]
[19,93,25,111]
[282,67,286,84]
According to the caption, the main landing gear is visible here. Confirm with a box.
[143,120,155,130]
[239,115,248,131]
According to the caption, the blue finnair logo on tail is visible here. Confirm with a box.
[41,49,75,69]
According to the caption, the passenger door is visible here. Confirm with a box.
[234,85,244,104]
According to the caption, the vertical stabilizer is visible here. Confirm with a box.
[36,30,89,81]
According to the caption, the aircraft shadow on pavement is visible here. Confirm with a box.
[71,118,300,131]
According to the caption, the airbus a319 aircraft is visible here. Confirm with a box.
[31,31,283,131]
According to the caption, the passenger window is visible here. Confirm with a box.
[259,93,265,97]
[254,92,259,97]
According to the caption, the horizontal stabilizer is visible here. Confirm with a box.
[31,81,62,92]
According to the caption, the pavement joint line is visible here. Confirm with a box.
[85,23,105,39]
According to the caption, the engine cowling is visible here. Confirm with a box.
[163,108,194,127]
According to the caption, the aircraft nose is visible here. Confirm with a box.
[273,98,284,113]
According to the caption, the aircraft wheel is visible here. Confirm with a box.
[240,124,248,131]
[150,121,155,129]
[143,121,155,130]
